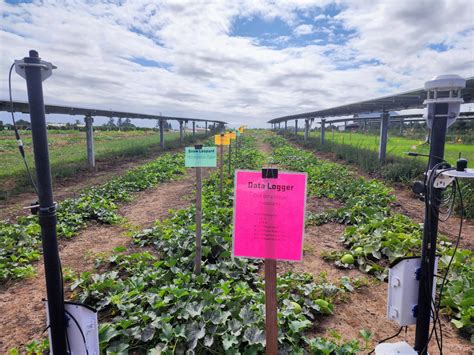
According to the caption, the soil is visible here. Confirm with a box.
[280,222,473,354]
[271,138,473,354]
[0,169,199,352]
[1,136,472,353]
[0,145,185,221]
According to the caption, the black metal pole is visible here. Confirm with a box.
[23,50,67,353]
[414,102,449,354]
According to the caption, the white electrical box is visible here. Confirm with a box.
[375,341,417,354]
[45,301,100,354]
[387,257,438,326]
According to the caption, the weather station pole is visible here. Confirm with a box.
[15,50,68,353]
[414,75,466,354]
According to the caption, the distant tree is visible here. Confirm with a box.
[120,118,135,131]
[106,118,116,130]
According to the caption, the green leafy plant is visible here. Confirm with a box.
[0,152,186,283]
[68,135,363,353]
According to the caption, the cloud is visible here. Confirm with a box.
[293,24,314,36]
[0,0,472,128]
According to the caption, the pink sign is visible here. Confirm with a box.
[233,170,307,261]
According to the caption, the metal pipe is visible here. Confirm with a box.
[159,119,164,149]
[414,103,449,354]
[320,119,326,145]
[84,115,95,168]
[378,112,389,163]
[23,50,67,353]
[179,121,184,142]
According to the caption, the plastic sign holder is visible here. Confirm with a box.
[214,134,230,146]
[185,146,217,168]
[233,169,307,354]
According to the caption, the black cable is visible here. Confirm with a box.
[8,62,39,195]
[64,309,89,355]
[367,326,404,354]
[417,161,446,354]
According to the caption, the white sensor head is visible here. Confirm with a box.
[423,74,466,128]
[424,74,466,92]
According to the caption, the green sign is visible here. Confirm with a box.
[235,130,241,137]
[185,147,217,167]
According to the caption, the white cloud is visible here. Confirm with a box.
[293,24,314,36]
[0,0,472,128]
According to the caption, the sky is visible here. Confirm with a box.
[1,0,473,128]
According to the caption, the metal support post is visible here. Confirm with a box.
[192,121,196,137]
[399,118,404,136]
[84,115,95,168]
[278,122,281,130]
[304,119,309,141]
[414,103,449,354]
[21,50,67,353]
[179,121,184,142]
[159,119,165,149]
[320,119,326,146]
[284,120,287,131]
[378,112,389,163]
[295,120,298,136]
[205,121,208,136]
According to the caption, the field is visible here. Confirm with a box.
[0,131,472,354]
[0,129,202,199]
[301,130,474,164]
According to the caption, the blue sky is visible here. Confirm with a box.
[1,0,473,128]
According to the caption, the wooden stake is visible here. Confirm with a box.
[228,140,232,176]
[265,259,278,355]
[194,166,202,275]
[220,144,224,196]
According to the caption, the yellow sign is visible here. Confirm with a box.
[215,134,230,146]
[229,132,237,140]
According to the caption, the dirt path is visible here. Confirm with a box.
[0,145,188,221]
[0,170,200,352]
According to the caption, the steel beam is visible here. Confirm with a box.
[179,121,184,142]
[284,120,287,131]
[192,121,196,136]
[295,120,298,136]
[304,119,309,141]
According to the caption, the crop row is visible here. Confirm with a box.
[267,135,473,339]
[0,153,186,283]
[65,135,367,354]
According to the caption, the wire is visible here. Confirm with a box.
[8,62,39,195]
[420,177,464,354]
[65,309,89,355]
[367,327,405,354]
